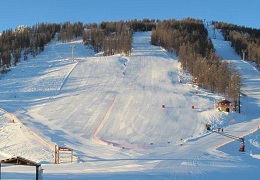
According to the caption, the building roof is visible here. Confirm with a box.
[218,99,232,104]
[0,156,40,167]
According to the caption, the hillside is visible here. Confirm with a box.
[0,31,259,179]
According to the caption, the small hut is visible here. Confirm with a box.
[0,156,43,180]
[218,100,232,112]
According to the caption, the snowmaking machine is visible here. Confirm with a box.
[205,124,245,152]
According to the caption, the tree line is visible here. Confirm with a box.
[0,18,245,107]
[82,19,156,56]
[214,21,260,69]
[83,21,132,56]
[151,18,241,106]
[0,19,156,73]
[0,23,60,73]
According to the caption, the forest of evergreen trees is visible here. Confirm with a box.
[82,19,156,56]
[151,18,241,106]
[0,19,156,73]
[2,18,259,107]
[0,23,60,73]
[214,21,260,69]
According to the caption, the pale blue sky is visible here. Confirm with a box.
[0,0,259,32]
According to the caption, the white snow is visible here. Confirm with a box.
[0,29,259,179]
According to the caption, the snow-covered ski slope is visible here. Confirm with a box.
[0,31,259,179]
[209,27,260,119]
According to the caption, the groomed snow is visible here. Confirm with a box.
[0,29,259,179]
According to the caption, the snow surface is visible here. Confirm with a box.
[0,28,259,179]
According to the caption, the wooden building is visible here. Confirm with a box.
[218,100,232,112]
[0,156,43,180]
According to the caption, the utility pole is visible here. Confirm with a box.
[70,45,75,61]
[238,86,241,113]
[238,93,241,113]
[213,27,216,39]
[242,49,247,60]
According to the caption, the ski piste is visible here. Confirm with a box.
[205,124,245,152]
